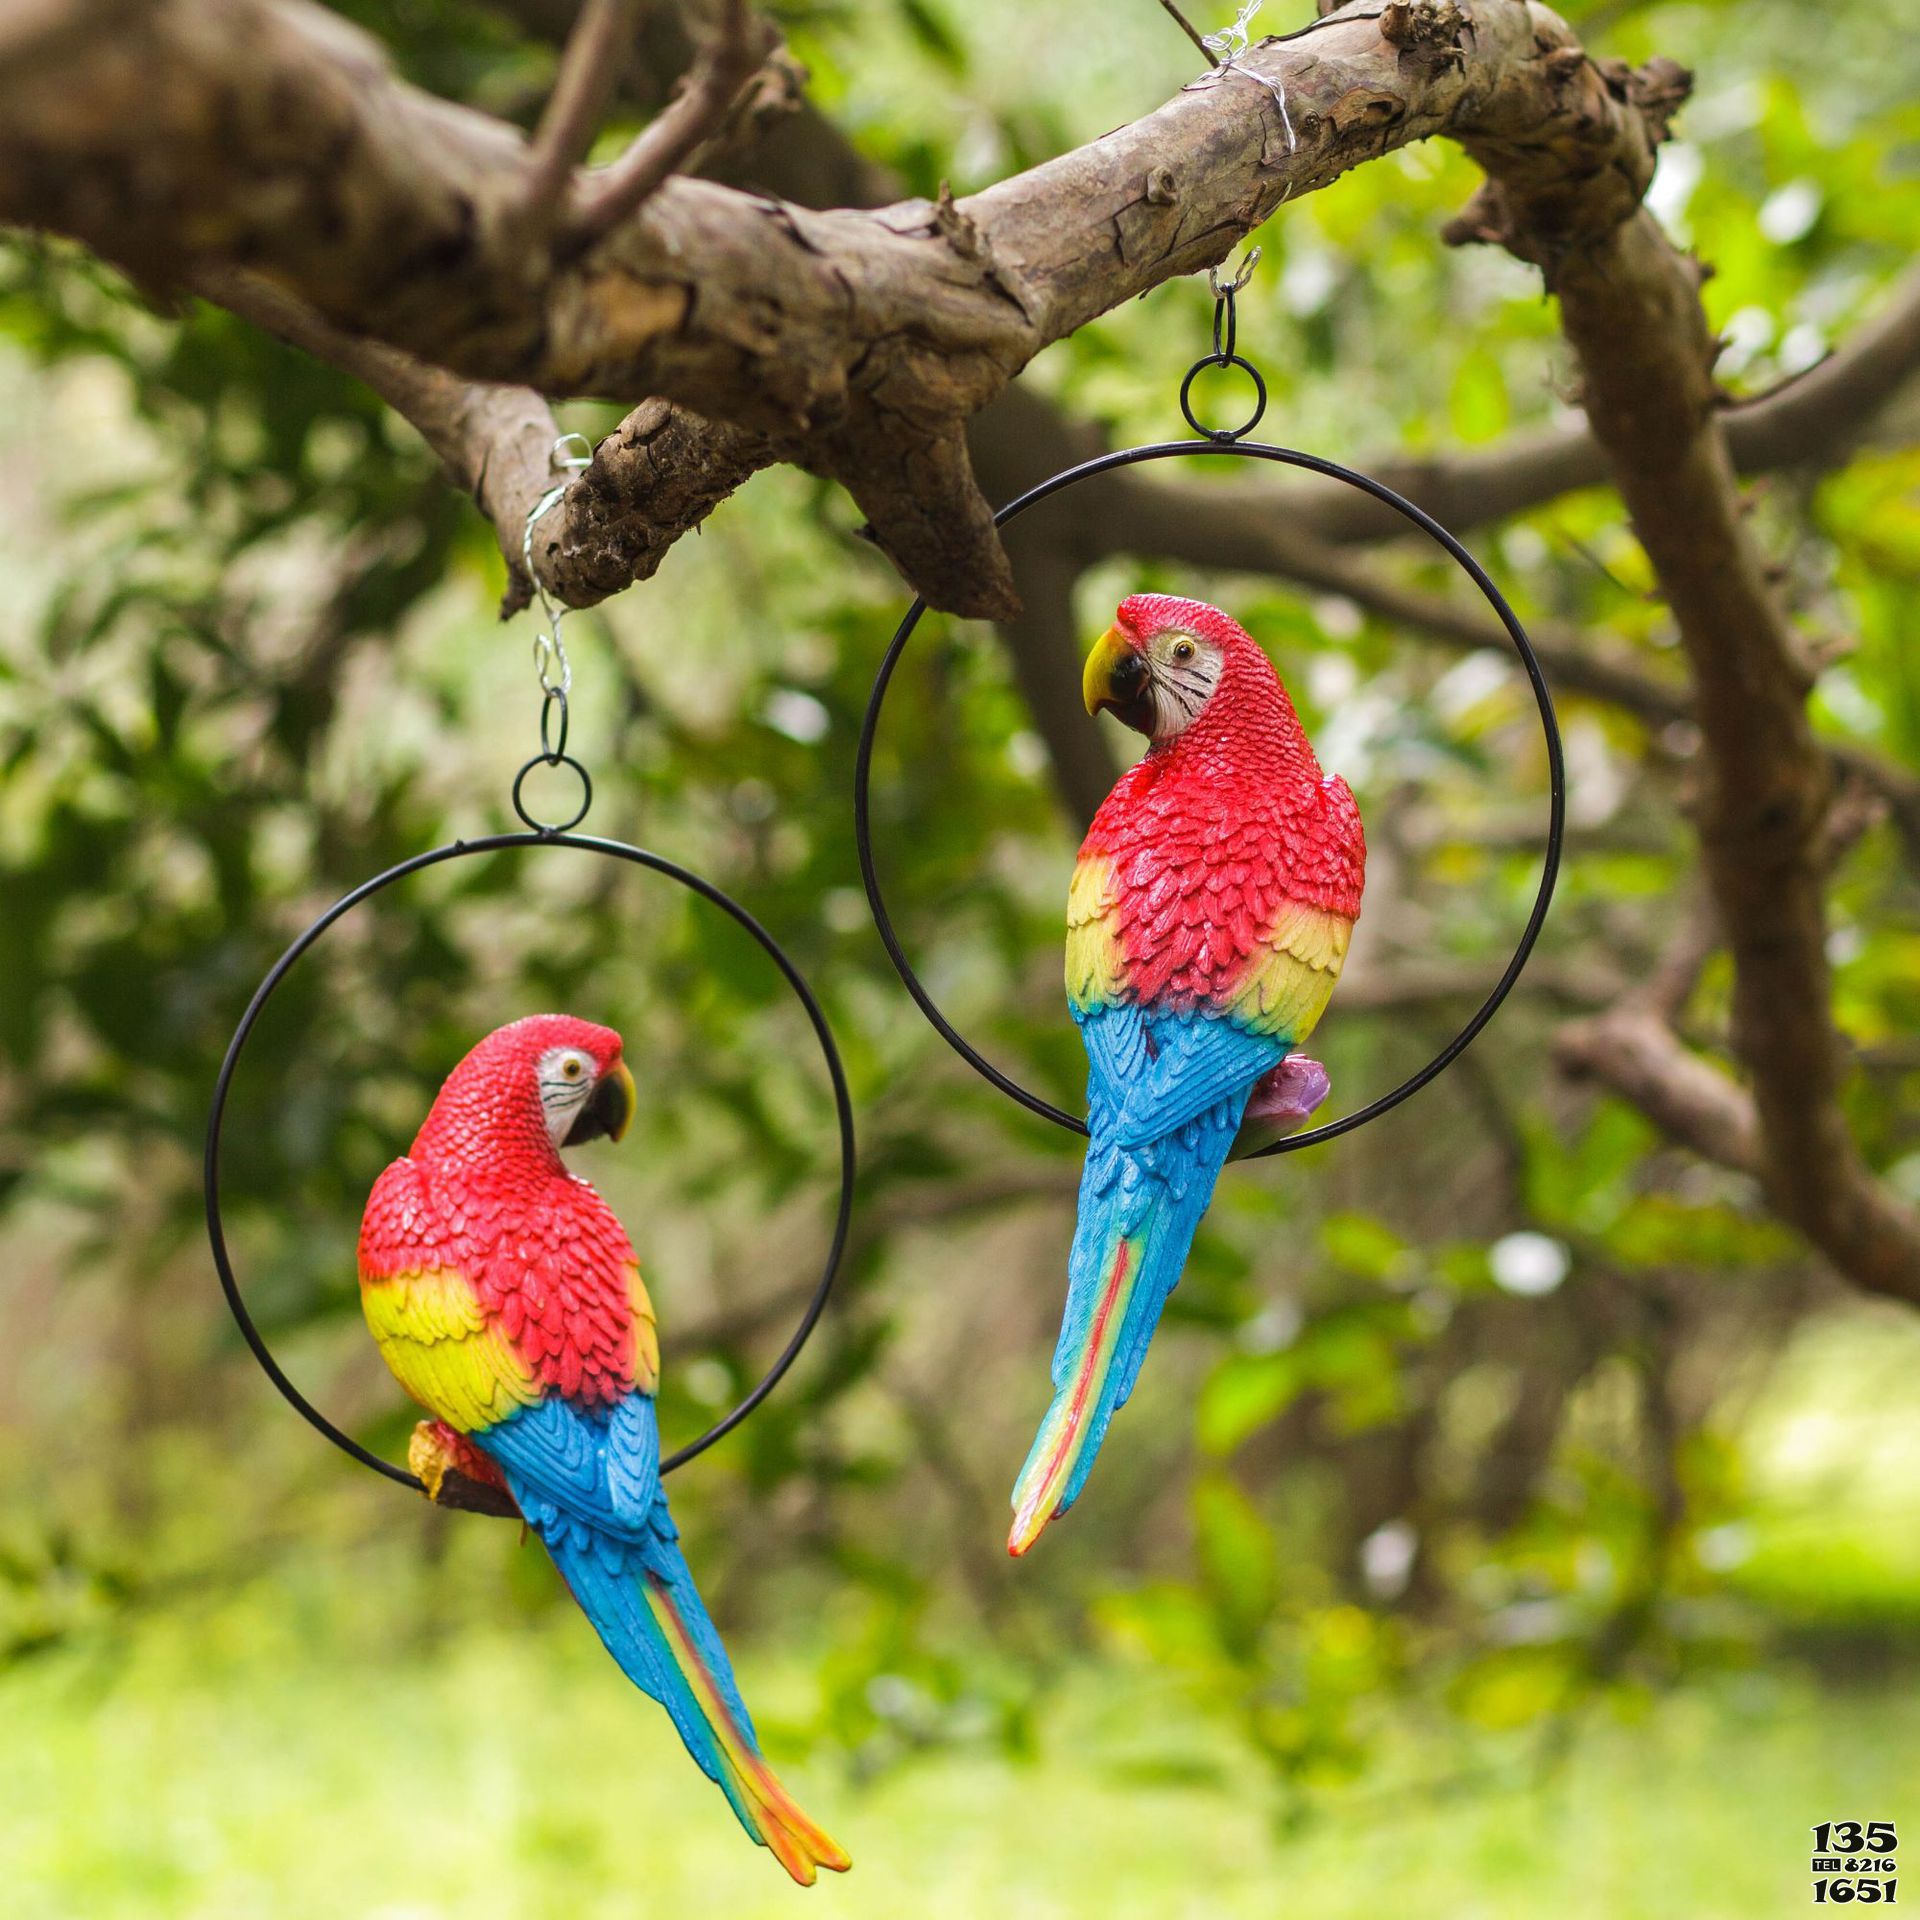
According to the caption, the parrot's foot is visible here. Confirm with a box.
[409,1420,521,1519]
[1231,1056,1331,1159]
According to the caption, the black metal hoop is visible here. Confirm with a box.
[204,831,857,1494]
[854,438,1566,1157]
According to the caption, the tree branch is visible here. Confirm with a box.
[518,0,644,239]
[1091,460,1691,723]
[1452,35,1920,1300]
[1554,895,1760,1176]
[994,514,1124,825]
[1156,0,1219,66]
[569,0,765,242]
[1719,261,1920,473]
[519,123,1920,637]
[498,4,1920,622]
[0,0,1699,618]
[60,0,1917,644]
[1211,258,1920,547]
[514,399,774,614]
[969,383,1920,849]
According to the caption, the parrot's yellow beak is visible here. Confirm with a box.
[575,1058,636,1146]
[602,1059,637,1143]
[1082,626,1154,733]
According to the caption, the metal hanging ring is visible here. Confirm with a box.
[853,437,1566,1158]
[512,749,593,835]
[1180,352,1268,442]
[1212,286,1237,360]
[539,684,570,759]
[1180,274,1267,441]
[204,832,858,1496]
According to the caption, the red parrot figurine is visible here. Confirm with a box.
[1010,595,1366,1555]
[357,1016,850,1884]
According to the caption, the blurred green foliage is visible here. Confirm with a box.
[0,0,1917,1901]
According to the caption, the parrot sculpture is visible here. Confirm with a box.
[1009,594,1366,1556]
[357,1015,850,1885]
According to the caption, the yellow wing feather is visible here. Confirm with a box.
[1068,855,1352,1043]
[1065,854,1125,1010]
[360,1269,541,1434]
[1225,900,1353,1040]
[627,1262,660,1397]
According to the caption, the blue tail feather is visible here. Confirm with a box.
[480,1396,849,1880]
[1056,1093,1245,1514]
[1011,1002,1284,1550]
[529,1490,758,1822]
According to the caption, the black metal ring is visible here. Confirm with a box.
[204,831,857,1495]
[1212,288,1238,362]
[539,684,570,760]
[854,438,1566,1158]
[512,750,593,834]
[1179,354,1269,442]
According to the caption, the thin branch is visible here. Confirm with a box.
[518,0,643,237]
[1156,0,1220,65]
[1635,891,1719,1025]
[1831,742,1920,867]
[569,0,763,242]
[1218,259,1920,548]
[1555,1005,1761,1176]
[1103,467,1693,724]
[1340,954,1628,1013]
[667,1167,1075,1352]
[1720,260,1920,472]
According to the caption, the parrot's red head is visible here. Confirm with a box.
[412,1014,637,1162]
[1083,593,1311,763]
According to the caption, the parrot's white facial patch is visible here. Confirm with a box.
[536,1045,596,1147]
[1144,629,1224,741]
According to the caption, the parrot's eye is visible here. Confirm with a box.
[562,1056,585,1081]
[1170,638,1196,663]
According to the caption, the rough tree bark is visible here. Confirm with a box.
[0,0,1714,615]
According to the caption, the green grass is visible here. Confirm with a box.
[8,1302,1919,1918]
[1,1587,1909,1920]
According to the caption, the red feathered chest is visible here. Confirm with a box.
[1081,734,1366,1008]
[360,1149,643,1405]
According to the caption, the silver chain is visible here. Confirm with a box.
[521,432,594,699]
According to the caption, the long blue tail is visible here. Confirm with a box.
[522,1491,850,1885]
[1009,1088,1245,1554]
